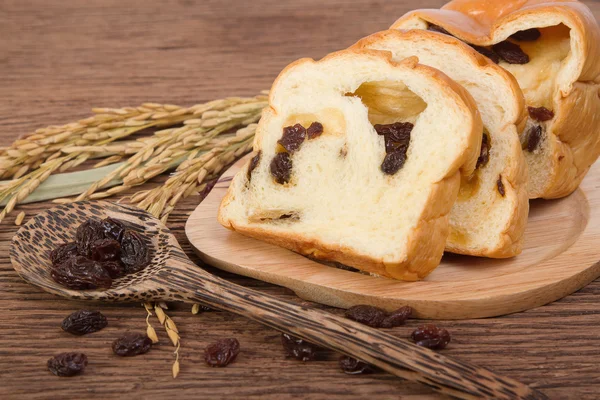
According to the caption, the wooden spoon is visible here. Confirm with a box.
[11,200,546,400]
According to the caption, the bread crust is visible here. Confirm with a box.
[352,29,529,258]
[392,0,600,199]
[219,48,482,280]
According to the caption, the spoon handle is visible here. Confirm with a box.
[163,258,546,400]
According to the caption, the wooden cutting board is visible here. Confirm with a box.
[186,155,600,319]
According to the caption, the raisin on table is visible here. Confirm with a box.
[411,324,451,350]
[47,352,88,377]
[75,218,105,257]
[281,333,320,361]
[61,310,108,336]
[50,242,78,265]
[112,333,152,356]
[51,256,112,290]
[345,305,388,328]
[339,356,374,375]
[381,306,412,328]
[205,338,240,367]
[120,230,150,273]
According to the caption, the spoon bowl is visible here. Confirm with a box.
[11,200,546,400]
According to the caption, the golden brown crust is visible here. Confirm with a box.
[392,0,600,199]
[219,48,483,281]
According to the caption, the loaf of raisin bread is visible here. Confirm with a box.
[392,0,600,199]
[218,49,482,281]
[352,29,529,258]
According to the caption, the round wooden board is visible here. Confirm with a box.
[185,155,600,319]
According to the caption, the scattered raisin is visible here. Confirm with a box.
[112,333,152,356]
[381,151,407,175]
[101,217,126,242]
[345,305,388,328]
[497,175,506,197]
[381,306,413,328]
[528,106,554,122]
[307,122,324,140]
[411,324,451,350]
[50,242,78,265]
[100,261,126,279]
[47,352,88,377]
[75,218,105,257]
[470,45,500,64]
[51,256,112,290]
[120,231,150,274]
[524,125,543,152]
[278,124,306,154]
[61,310,108,336]
[511,28,541,41]
[492,41,529,64]
[205,338,240,367]
[476,133,490,169]
[281,333,320,361]
[247,151,261,181]
[428,24,451,36]
[270,152,293,184]
[339,356,374,375]
[91,239,121,262]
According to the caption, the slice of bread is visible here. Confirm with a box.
[218,49,482,281]
[352,29,529,258]
[392,0,600,199]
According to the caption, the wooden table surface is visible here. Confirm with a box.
[1,1,599,399]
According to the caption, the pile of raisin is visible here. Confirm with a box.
[281,333,321,361]
[50,217,150,290]
[270,122,323,184]
[411,324,451,350]
[61,310,108,336]
[205,338,240,367]
[47,352,88,377]
[345,304,412,328]
[112,333,153,357]
[375,122,413,175]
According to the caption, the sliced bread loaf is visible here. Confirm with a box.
[352,29,529,258]
[392,0,600,199]
[218,49,482,280]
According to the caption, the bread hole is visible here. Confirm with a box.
[346,80,427,125]
[248,210,300,223]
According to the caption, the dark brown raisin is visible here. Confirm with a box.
[51,256,112,290]
[374,122,413,141]
[470,45,500,64]
[524,125,543,152]
[91,239,121,262]
[205,338,240,367]
[381,306,413,328]
[497,175,506,197]
[101,217,126,242]
[61,310,108,336]
[381,151,407,175]
[270,152,293,184]
[278,124,306,154]
[47,352,88,377]
[411,324,451,350]
[428,24,451,36]
[75,218,105,257]
[281,333,319,361]
[345,305,388,328]
[492,41,529,64]
[476,133,490,169]
[528,106,554,122]
[120,230,150,274]
[100,261,126,279]
[339,356,374,375]
[112,333,152,356]
[50,242,79,265]
[307,122,324,140]
[511,28,541,41]
[247,151,261,181]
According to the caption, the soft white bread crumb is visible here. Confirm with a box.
[218,49,482,281]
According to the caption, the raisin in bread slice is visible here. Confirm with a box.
[352,29,529,258]
[392,0,600,199]
[218,49,482,281]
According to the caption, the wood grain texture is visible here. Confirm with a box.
[1,1,600,399]
[187,155,600,319]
